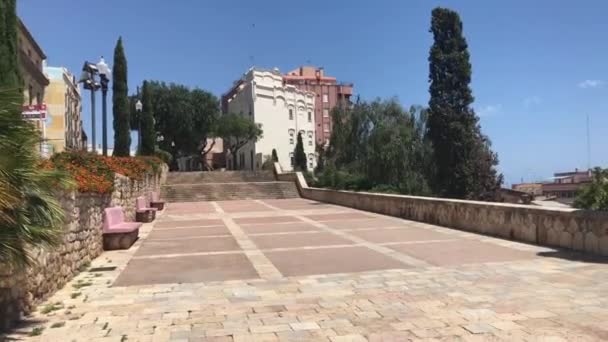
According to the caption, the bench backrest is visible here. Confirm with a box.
[103,207,125,231]
[136,196,148,210]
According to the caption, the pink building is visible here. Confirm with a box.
[283,66,353,145]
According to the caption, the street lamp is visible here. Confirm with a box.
[79,61,100,153]
[97,57,111,156]
[135,99,142,153]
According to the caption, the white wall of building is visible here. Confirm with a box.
[225,68,317,171]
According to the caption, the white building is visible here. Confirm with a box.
[222,68,317,171]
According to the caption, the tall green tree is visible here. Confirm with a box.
[426,7,501,199]
[271,149,279,162]
[112,37,130,156]
[294,132,307,171]
[215,113,263,170]
[139,81,155,155]
[0,0,21,89]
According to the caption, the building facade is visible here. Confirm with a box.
[222,68,317,171]
[283,66,353,145]
[18,18,49,107]
[542,169,592,204]
[43,66,83,153]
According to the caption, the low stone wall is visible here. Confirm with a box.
[0,165,168,331]
[276,166,608,257]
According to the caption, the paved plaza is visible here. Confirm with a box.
[7,199,608,341]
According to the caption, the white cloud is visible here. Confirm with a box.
[523,96,542,108]
[477,104,502,117]
[578,79,605,89]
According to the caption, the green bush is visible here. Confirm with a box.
[574,168,608,211]
[154,148,172,164]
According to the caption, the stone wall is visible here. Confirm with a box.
[276,166,608,257]
[0,165,168,331]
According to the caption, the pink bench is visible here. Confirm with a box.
[136,196,157,223]
[150,191,165,210]
[103,207,141,250]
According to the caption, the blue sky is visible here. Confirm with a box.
[18,0,608,185]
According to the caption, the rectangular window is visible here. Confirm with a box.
[323,109,329,117]
[308,140,312,146]
[308,112,312,122]
[323,123,330,132]
[323,94,329,103]
[289,109,293,120]
[290,138,294,144]
[290,153,294,166]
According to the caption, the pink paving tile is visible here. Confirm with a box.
[113,253,258,286]
[147,226,230,239]
[250,232,354,249]
[154,219,224,229]
[234,216,302,225]
[265,246,410,276]
[388,239,536,266]
[350,227,455,243]
[304,212,374,222]
[323,218,412,230]
[135,236,240,256]
[241,222,320,234]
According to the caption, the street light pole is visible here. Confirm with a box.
[97,57,111,156]
[135,100,142,154]
[79,61,100,153]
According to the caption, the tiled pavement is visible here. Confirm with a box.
[6,198,608,341]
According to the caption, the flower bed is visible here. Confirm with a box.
[42,152,164,193]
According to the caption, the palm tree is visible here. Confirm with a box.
[0,88,73,267]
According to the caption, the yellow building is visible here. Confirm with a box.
[43,66,83,153]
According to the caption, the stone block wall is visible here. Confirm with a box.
[0,165,168,331]
[278,168,608,257]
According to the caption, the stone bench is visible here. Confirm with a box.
[136,195,157,223]
[103,207,141,250]
[150,191,165,210]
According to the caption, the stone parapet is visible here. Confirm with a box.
[276,166,608,257]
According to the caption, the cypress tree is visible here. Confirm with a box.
[294,132,307,171]
[140,81,155,155]
[427,7,501,199]
[0,0,22,90]
[112,37,130,156]
[271,148,279,162]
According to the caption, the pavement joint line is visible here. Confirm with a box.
[254,199,283,211]
[247,230,325,236]
[211,201,225,214]
[131,250,245,260]
[377,239,463,246]
[222,216,284,280]
[147,234,233,241]
[153,224,227,230]
[294,214,432,268]
[238,220,311,227]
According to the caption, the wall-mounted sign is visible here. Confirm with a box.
[22,103,47,120]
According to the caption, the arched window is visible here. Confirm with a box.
[288,129,295,145]
[307,131,313,146]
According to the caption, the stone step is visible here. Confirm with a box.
[166,171,276,185]
[161,181,299,202]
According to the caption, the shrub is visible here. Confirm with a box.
[574,168,608,211]
[154,148,172,164]
[46,152,164,193]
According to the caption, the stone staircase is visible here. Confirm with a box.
[161,171,300,202]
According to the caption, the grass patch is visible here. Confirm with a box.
[78,261,91,272]
[102,322,109,330]
[70,292,82,299]
[121,335,128,342]
[94,273,102,277]
[29,326,44,336]
[50,322,65,329]
[72,281,92,289]
[40,303,63,314]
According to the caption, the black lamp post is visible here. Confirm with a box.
[135,99,142,154]
[78,62,100,153]
[96,57,111,156]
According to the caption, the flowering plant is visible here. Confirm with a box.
[44,152,164,193]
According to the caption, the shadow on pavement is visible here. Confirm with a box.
[537,249,608,264]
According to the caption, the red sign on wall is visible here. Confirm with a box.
[22,103,47,120]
